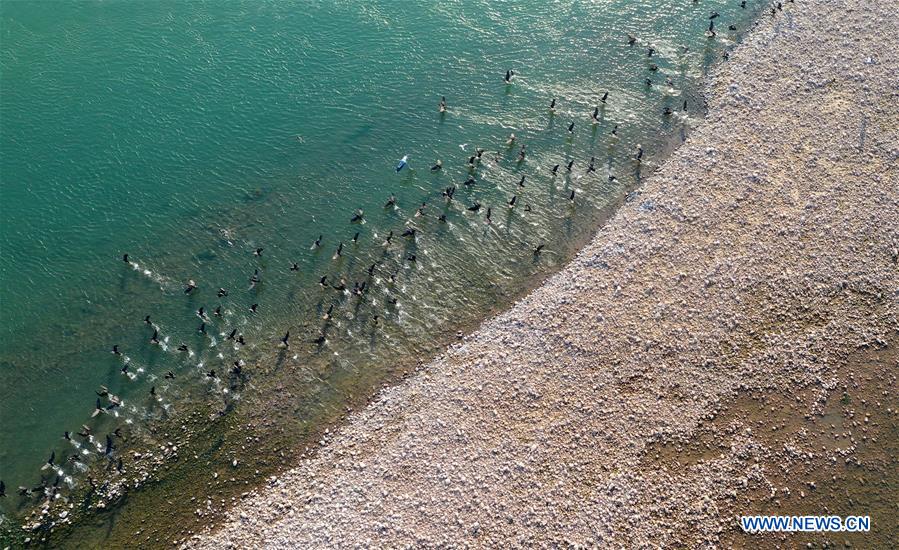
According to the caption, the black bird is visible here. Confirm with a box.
[144,315,152,325]
[312,334,326,345]
[236,335,246,345]
[319,275,328,287]
[741,0,746,7]
[120,363,129,374]
[0,480,5,497]
[207,370,217,379]
[551,164,560,174]
[601,91,609,103]
[334,242,343,258]
[709,11,720,19]
[645,78,653,87]
[250,303,258,313]
[177,343,189,352]
[107,395,122,410]
[197,306,205,319]
[627,33,637,46]
[567,121,575,133]
[368,263,377,276]
[729,24,737,31]
[587,157,596,172]
[352,231,360,243]
[111,345,121,355]
[217,288,228,297]
[467,202,481,212]
[438,214,447,223]
[184,280,197,294]
[323,305,334,320]
[635,144,644,160]
[253,247,264,257]
[96,386,109,397]
[150,386,156,396]
[150,329,160,345]
[504,69,514,83]
[280,331,290,349]
[116,457,124,473]
[707,21,716,37]
[401,228,416,238]
[406,254,417,263]
[611,124,619,136]
[312,235,323,248]
[77,425,91,438]
[350,209,364,223]
[214,306,222,317]
[508,195,517,207]
[534,244,545,255]
[41,451,55,471]
[647,47,654,57]
[164,371,175,380]
[64,431,71,441]
[569,190,575,201]
[123,254,129,263]
[518,175,526,187]
[227,329,237,341]
[549,97,556,111]
[430,161,442,172]
[290,262,300,271]
[249,269,260,289]
[383,230,394,245]
[566,160,574,172]
[463,177,476,186]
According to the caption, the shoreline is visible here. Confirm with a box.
[0,14,741,549]
[0,21,733,550]
[188,0,898,546]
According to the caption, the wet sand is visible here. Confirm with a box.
[189,0,898,546]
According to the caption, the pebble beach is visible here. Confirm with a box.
[188,0,898,547]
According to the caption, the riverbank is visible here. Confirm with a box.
[188,0,899,546]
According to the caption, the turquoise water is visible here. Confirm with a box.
[1,0,759,528]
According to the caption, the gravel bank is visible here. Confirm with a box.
[188,0,898,546]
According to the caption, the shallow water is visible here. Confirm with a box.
[1,0,760,531]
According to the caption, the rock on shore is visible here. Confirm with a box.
[188,0,898,547]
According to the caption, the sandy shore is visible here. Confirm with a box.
[188,0,898,547]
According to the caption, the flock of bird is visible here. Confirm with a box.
[1,2,770,512]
